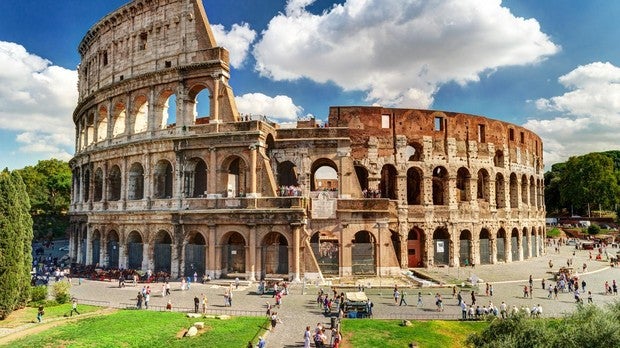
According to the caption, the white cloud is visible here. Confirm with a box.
[524,62,620,166]
[253,0,559,108]
[211,23,257,68]
[0,41,77,162]
[235,93,303,122]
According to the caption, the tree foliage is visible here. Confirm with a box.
[587,224,601,235]
[16,159,71,214]
[0,169,34,319]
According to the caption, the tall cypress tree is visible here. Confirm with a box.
[0,170,33,319]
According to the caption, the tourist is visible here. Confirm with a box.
[257,336,266,348]
[166,299,172,311]
[303,325,312,348]
[418,292,424,307]
[194,295,199,313]
[37,304,44,323]
[144,292,150,309]
[136,291,143,309]
[202,294,208,314]
[70,298,80,316]
[399,291,408,306]
[393,285,400,305]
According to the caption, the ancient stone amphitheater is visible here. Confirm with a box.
[69,0,546,281]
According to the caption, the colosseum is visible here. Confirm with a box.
[68,0,546,282]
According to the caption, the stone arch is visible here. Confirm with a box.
[310,232,339,276]
[277,161,299,187]
[112,102,126,137]
[153,230,172,274]
[97,106,108,142]
[127,230,144,270]
[261,232,289,275]
[479,229,491,265]
[265,134,275,155]
[106,230,120,269]
[222,155,248,197]
[352,231,376,275]
[494,150,504,167]
[185,231,206,278]
[132,94,148,133]
[530,226,537,257]
[184,157,207,197]
[221,231,246,276]
[94,167,103,202]
[310,158,338,192]
[407,227,424,268]
[477,169,490,202]
[82,168,90,203]
[495,173,506,208]
[154,159,174,199]
[128,162,145,200]
[456,167,471,202]
[459,230,472,266]
[433,227,450,266]
[406,141,423,161]
[522,227,529,259]
[188,83,212,124]
[390,229,402,267]
[511,228,519,261]
[521,174,529,204]
[529,175,536,206]
[509,173,519,208]
[432,166,448,205]
[355,165,369,195]
[496,228,506,262]
[406,167,423,205]
[156,88,177,129]
[379,164,398,199]
[91,229,101,265]
[108,165,122,201]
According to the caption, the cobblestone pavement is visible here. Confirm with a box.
[13,242,620,347]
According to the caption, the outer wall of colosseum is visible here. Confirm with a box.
[68,0,546,282]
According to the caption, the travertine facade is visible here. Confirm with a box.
[69,0,546,281]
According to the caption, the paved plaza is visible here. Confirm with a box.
[5,240,620,347]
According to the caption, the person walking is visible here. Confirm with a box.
[399,291,408,306]
[393,286,400,305]
[303,325,312,348]
[202,294,208,315]
[70,298,80,316]
[417,292,423,307]
[194,295,200,313]
[136,291,143,309]
[37,305,44,323]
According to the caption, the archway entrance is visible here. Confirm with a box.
[222,232,246,276]
[497,228,506,262]
[185,232,206,277]
[352,231,376,275]
[407,228,423,267]
[106,230,119,269]
[459,230,472,266]
[511,228,519,261]
[127,231,143,270]
[522,228,529,259]
[91,230,101,265]
[433,228,450,266]
[310,232,339,276]
[261,232,289,276]
[479,229,491,265]
[153,230,172,274]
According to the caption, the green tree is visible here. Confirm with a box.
[0,170,33,319]
[560,153,620,215]
[17,159,71,214]
[544,162,565,214]
[587,224,601,235]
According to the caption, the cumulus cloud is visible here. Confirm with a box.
[524,62,620,166]
[0,41,76,162]
[253,0,559,108]
[235,93,303,122]
[211,22,257,68]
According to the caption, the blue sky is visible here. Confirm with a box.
[1,0,619,170]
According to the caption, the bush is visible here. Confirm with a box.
[547,228,561,238]
[52,281,71,304]
[30,285,48,303]
[587,224,601,235]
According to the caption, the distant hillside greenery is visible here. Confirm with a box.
[13,159,71,240]
[545,150,620,219]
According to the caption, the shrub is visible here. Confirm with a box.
[587,224,601,235]
[547,228,561,238]
[30,285,48,303]
[52,281,71,304]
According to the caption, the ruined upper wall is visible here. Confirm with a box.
[77,0,224,101]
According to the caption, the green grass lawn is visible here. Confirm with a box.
[340,319,487,348]
[7,310,269,348]
[1,303,101,328]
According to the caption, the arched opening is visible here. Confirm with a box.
[352,231,376,275]
[226,156,247,197]
[456,167,471,202]
[494,150,504,167]
[108,165,122,201]
[509,173,519,208]
[497,228,506,262]
[112,102,126,137]
[354,165,369,195]
[91,230,101,265]
[94,168,103,202]
[85,114,95,147]
[521,174,529,204]
[433,227,450,266]
[495,173,506,208]
[261,232,289,276]
[511,228,519,261]
[73,168,80,203]
[277,161,299,188]
[106,230,120,269]
[311,159,338,192]
[390,230,402,267]
[127,231,143,270]
[407,228,424,268]
[132,95,148,133]
[128,162,144,200]
[406,142,423,161]
[184,157,207,197]
[153,230,172,274]
[185,232,206,278]
[154,160,173,199]
[459,230,472,266]
[432,166,448,205]
[529,175,536,206]
[379,164,398,199]
[222,232,246,276]
[310,232,339,276]
[477,169,490,201]
[191,87,211,124]
[522,228,529,259]
[82,169,90,203]
[159,90,177,129]
[479,229,491,265]
[531,227,537,257]
[97,106,108,142]
[406,167,422,205]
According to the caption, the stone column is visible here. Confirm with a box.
[211,78,220,123]
[141,243,149,271]
[208,224,216,278]
[208,147,217,196]
[292,223,301,282]
[85,225,92,265]
[247,144,258,197]
[505,231,513,263]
